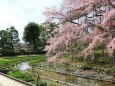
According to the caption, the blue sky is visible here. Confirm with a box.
[0,0,62,41]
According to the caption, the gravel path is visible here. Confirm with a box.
[0,74,28,86]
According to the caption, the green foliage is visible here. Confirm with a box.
[0,30,14,55]
[75,57,84,62]
[112,66,115,72]
[49,83,57,86]
[8,70,34,81]
[44,22,58,38]
[97,57,112,64]
[37,24,47,50]
[0,26,20,55]
[7,26,21,51]
[35,80,47,86]
[8,69,47,85]
[93,50,103,59]
[23,22,40,50]
[38,23,58,50]
[30,56,46,66]
[19,49,26,54]
[93,50,112,64]
[81,64,92,70]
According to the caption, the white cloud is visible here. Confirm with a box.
[0,0,62,42]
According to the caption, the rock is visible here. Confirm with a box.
[105,76,113,80]
[93,67,96,70]
[73,69,81,74]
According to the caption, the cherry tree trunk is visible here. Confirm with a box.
[113,49,115,65]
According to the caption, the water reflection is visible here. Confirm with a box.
[17,62,114,86]
[17,62,31,71]
[35,68,114,86]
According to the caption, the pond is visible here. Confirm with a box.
[17,62,115,86]
[17,62,31,71]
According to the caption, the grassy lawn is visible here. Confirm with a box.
[8,70,34,82]
[0,54,46,69]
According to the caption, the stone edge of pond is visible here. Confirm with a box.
[37,66,115,84]
[27,71,78,86]
[0,72,35,86]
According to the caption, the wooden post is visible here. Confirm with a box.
[37,75,40,86]
[32,65,34,74]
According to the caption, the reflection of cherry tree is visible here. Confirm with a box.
[44,0,115,63]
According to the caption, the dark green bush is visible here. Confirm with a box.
[112,66,115,72]
[81,65,92,70]
[93,51,112,64]
[19,49,26,54]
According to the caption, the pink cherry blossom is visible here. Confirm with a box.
[101,9,115,27]
[43,0,115,62]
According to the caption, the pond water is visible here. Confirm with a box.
[17,62,115,86]
[17,62,31,71]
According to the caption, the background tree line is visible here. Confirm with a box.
[0,22,57,56]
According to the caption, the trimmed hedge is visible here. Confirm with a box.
[0,51,46,56]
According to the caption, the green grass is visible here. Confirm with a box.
[49,82,57,86]
[30,55,46,66]
[0,55,46,69]
[8,70,34,81]
[8,69,47,85]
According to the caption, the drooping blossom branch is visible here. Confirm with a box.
[43,0,115,62]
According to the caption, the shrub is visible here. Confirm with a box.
[112,66,115,72]
[8,70,34,81]
[81,65,92,70]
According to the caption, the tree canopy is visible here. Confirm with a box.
[23,22,40,50]
[7,26,20,51]
[0,26,20,55]
[43,0,115,63]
